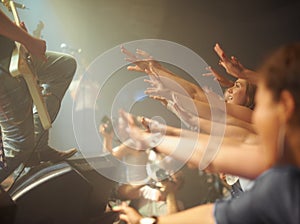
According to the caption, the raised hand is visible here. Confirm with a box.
[119,110,163,151]
[99,123,114,153]
[113,203,143,224]
[121,46,162,73]
[214,43,246,79]
[172,101,200,131]
[138,116,167,134]
[99,123,114,139]
[144,64,174,101]
[202,66,234,88]
[144,72,162,91]
[148,95,169,107]
[19,21,47,61]
[136,48,153,60]
[145,76,172,100]
[25,37,47,61]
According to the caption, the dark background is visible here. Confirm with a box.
[1,0,300,210]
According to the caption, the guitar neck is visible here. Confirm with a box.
[9,1,21,26]
[2,0,52,130]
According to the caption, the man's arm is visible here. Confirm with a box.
[0,10,31,44]
[0,10,46,60]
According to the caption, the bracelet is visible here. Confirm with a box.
[139,216,158,224]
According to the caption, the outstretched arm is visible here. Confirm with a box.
[138,116,183,137]
[143,71,253,124]
[120,111,271,179]
[171,103,257,142]
[99,123,147,159]
[154,133,267,179]
[139,113,257,145]
[214,43,258,85]
[122,47,209,102]
[171,91,253,123]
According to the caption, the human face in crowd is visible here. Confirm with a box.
[224,79,248,106]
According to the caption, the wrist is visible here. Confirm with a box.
[147,132,163,148]
[149,120,166,133]
[21,32,34,49]
[238,68,248,80]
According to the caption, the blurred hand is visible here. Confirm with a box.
[113,202,143,224]
[99,123,114,139]
[121,46,162,73]
[23,36,47,61]
[202,66,234,88]
[119,110,163,150]
[139,185,162,201]
[214,43,246,79]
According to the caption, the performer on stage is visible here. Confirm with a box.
[0,9,77,183]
